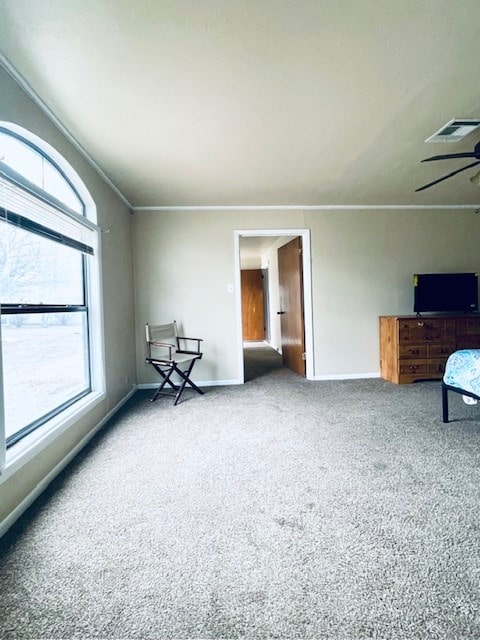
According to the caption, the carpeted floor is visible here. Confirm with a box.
[1,353,480,639]
[243,343,283,381]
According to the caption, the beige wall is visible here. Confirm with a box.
[307,209,480,376]
[0,67,136,528]
[134,211,305,384]
[135,208,480,383]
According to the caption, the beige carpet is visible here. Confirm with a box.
[1,359,480,639]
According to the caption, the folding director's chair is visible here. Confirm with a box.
[145,321,204,405]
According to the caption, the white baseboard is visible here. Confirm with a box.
[312,372,381,381]
[0,386,137,539]
[140,374,380,386]
[137,379,242,390]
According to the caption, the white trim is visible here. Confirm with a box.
[133,204,480,212]
[313,372,381,381]
[137,379,242,390]
[234,238,245,382]
[139,374,381,386]
[0,386,137,539]
[0,55,133,210]
[3,391,105,478]
[234,229,314,382]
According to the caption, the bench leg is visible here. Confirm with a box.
[442,383,449,423]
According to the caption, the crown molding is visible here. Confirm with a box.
[0,54,133,210]
[133,204,480,212]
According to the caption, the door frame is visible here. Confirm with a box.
[234,228,314,382]
[261,267,270,343]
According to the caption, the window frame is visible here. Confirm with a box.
[0,122,105,475]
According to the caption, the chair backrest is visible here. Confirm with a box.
[145,322,178,361]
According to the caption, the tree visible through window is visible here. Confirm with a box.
[0,127,97,446]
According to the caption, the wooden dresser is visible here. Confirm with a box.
[379,315,480,384]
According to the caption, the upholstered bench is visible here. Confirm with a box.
[442,349,480,422]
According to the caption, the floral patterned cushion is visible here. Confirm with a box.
[443,349,480,397]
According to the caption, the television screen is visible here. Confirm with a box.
[414,273,478,313]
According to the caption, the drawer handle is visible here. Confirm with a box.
[410,349,420,355]
[410,365,419,372]
[417,322,425,327]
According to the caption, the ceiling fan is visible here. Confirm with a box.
[415,141,480,192]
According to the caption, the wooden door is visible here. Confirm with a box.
[278,237,305,376]
[241,269,265,341]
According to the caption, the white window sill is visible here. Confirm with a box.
[1,390,105,481]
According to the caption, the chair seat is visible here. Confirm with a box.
[147,351,201,366]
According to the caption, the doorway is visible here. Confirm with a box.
[235,229,313,383]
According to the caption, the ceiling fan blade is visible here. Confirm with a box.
[415,160,480,192]
[421,152,476,162]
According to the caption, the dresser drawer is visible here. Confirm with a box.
[466,319,480,342]
[457,341,480,351]
[427,343,456,358]
[398,361,428,375]
[410,326,442,342]
[399,344,427,359]
[428,358,448,375]
[398,319,451,343]
[456,318,480,341]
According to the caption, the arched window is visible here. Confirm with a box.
[0,129,83,214]
[0,124,102,449]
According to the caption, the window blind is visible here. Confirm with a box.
[0,170,96,255]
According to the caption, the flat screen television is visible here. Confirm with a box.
[413,272,479,314]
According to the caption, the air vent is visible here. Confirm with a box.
[425,119,480,143]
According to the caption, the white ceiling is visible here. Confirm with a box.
[1,0,480,209]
